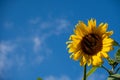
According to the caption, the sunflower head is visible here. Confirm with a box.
[66,19,114,66]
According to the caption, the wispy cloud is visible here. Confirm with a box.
[30,17,70,54]
[42,73,106,80]
[29,17,70,65]
[14,54,26,69]
[39,18,70,35]
[0,17,71,79]
[0,41,26,79]
[29,17,70,35]
[33,37,42,52]
[1,17,70,70]
[88,73,106,80]
[29,17,40,24]
[0,41,15,78]
[32,35,52,65]
[32,55,44,65]
[54,19,70,35]
[3,21,14,29]
[44,75,71,80]
[0,42,15,54]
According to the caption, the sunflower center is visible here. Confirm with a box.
[81,33,102,55]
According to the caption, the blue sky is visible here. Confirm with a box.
[0,0,120,80]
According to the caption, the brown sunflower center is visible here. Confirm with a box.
[81,33,102,55]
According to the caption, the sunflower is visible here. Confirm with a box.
[66,19,114,66]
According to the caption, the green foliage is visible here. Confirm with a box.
[108,58,116,65]
[37,77,42,80]
[106,48,120,75]
[107,58,118,69]
[107,74,120,80]
[115,48,120,63]
[113,40,120,46]
[86,67,97,78]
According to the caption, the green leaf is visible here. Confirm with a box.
[107,74,120,80]
[115,48,120,63]
[107,58,116,65]
[37,77,42,80]
[113,40,120,46]
[107,58,118,69]
[86,67,98,78]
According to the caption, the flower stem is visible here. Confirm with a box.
[83,64,87,80]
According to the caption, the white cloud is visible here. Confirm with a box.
[54,19,70,35]
[76,72,106,80]
[0,42,15,75]
[33,37,42,52]
[29,17,40,24]
[14,54,26,68]
[40,21,52,29]
[44,75,71,80]
[88,73,106,80]
[39,19,70,35]
[32,36,49,65]
[29,17,70,35]
[28,17,70,65]
[32,35,53,65]
[44,74,101,80]
[32,55,44,65]
[3,21,14,29]
[32,34,52,54]
[0,42,14,54]
[0,41,26,78]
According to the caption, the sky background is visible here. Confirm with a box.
[0,0,120,80]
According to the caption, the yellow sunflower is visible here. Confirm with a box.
[66,19,114,66]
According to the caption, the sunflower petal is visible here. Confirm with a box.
[68,47,75,53]
[101,52,109,58]
[103,38,114,45]
[97,23,108,35]
[88,19,96,32]
[106,31,113,36]
[69,35,82,42]
[67,44,72,48]
[102,46,113,52]
[80,56,87,66]
[102,31,113,38]
[73,51,82,60]
[87,57,92,66]
[76,21,88,36]
[66,19,114,67]
[92,56,102,66]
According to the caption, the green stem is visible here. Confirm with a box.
[101,65,112,75]
[115,66,120,73]
[83,64,87,80]
[112,65,114,72]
